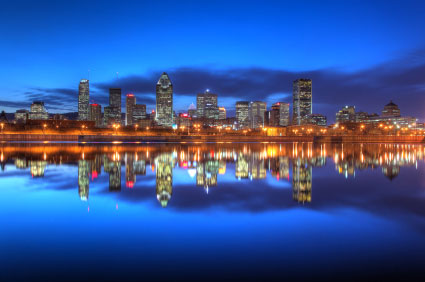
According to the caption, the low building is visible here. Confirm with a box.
[15,109,29,123]
[29,101,49,120]
[304,114,327,126]
[336,106,355,123]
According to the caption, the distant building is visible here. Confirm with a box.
[133,104,146,123]
[292,79,312,125]
[29,101,48,120]
[250,101,267,129]
[103,106,115,126]
[197,90,218,120]
[304,114,327,126]
[78,79,90,121]
[156,72,173,127]
[188,103,197,118]
[126,94,136,126]
[382,100,401,118]
[218,107,226,120]
[177,113,191,128]
[108,88,122,125]
[89,104,102,127]
[236,101,250,129]
[15,109,29,123]
[336,106,356,123]
[270,102,289,126]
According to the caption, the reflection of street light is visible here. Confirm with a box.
[135,124,138,132]
[112,123,120,135]
[0,123,4,134]
[42,124,47,135]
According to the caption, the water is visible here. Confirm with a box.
[1,142,425,281]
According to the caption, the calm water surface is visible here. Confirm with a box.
[1,142,425,281]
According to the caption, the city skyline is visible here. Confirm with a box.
[1,0,425,122]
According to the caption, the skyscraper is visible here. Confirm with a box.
[293,79,312,125]
[89,103,102,127]
[250,101,267,128]
[155,72,173,127]
[278,102,290,126]
[133,104,146,123]
[236,101,250,129]
[197,90,218,120]
[105,88,122,125]
[126,94,136,126]
[78,79,90,121]
[218,107,226,120]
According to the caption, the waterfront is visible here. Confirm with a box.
[1,142,425,281]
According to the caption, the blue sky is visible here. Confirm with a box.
[1,0,425,121]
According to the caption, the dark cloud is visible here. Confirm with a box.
[92,48,425,122]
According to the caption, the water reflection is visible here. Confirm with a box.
[1,143,423,207]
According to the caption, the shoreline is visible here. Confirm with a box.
[0,133,424,143]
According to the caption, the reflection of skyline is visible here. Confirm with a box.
[1,143,424,207]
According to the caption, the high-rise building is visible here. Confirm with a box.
[29,101,48,120]
[78,79,90,121]
[236,101,250,129]
[293,79,312,125]
[197,90,218,120]
[188,103,197,118]
[336,106,356,123]
[218,107,226,120]
[250,101,267,128]
[102,88,122,126]
[133,104,146,123]
[279,103,290,126]
[89,104,102,127]
[126,94,136,126]
[155,72,173,127]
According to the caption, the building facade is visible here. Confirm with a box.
[236,101,250,129]
[78,79,90,121]
[29,101,49,120]
[15,109,29,123]
[126,94,136,126]
[133,104,146,123]
[250,101,267,129]
[218,107,226,120]
[336,106,356,123]
[197,90,218,120]
[292,79,312,125]
[89,104,102,127]
[155,72,173,127]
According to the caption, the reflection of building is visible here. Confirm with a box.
[292,160,312,203]
[156,153,173,207]
[236,154,249,179]
[15,158,28,169]
[249,154,266,179]
[293,79,312,125]
[196,161,218,188]
[125,154,136,188]
[104,157,121,192]
[78,160,90,201]
[30,160,47,177]
[78,79,90,121]
[156,73,173,127]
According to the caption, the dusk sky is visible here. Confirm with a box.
[1,0,425,122]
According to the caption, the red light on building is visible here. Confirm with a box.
[91,103,99,106]
[126,93,134,97]
[91,171,98,180]
[126,181,134,188]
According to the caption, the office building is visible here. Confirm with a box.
[382,101,401,117]
[155,72,173,127]
[188,103,197,118]
[197,90,218,120]
[29,101,48,120]
[293,79,312,125]
[305,114,327,126]
[89,103,102,127]
[269,102,289,127]
[133,104,146,123]
[336,106,356,123]
[219,107,226,120]
[126,94,136,126]
[15,109,29,123]
[250,101,267,129]
[78,79,90,121]
[236,101,250,129]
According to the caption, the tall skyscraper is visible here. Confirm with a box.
[89,103,102,127]
[292,79,312,125]
[250,101,267,128]
[197,90,218,120]
[155,72,173,127]
[236,101,250,129]
[126,94,136,126]
[78,79,90,121]
[105,88,122,125]
[218,107,226,120]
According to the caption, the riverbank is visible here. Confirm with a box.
[0,133,424,143]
